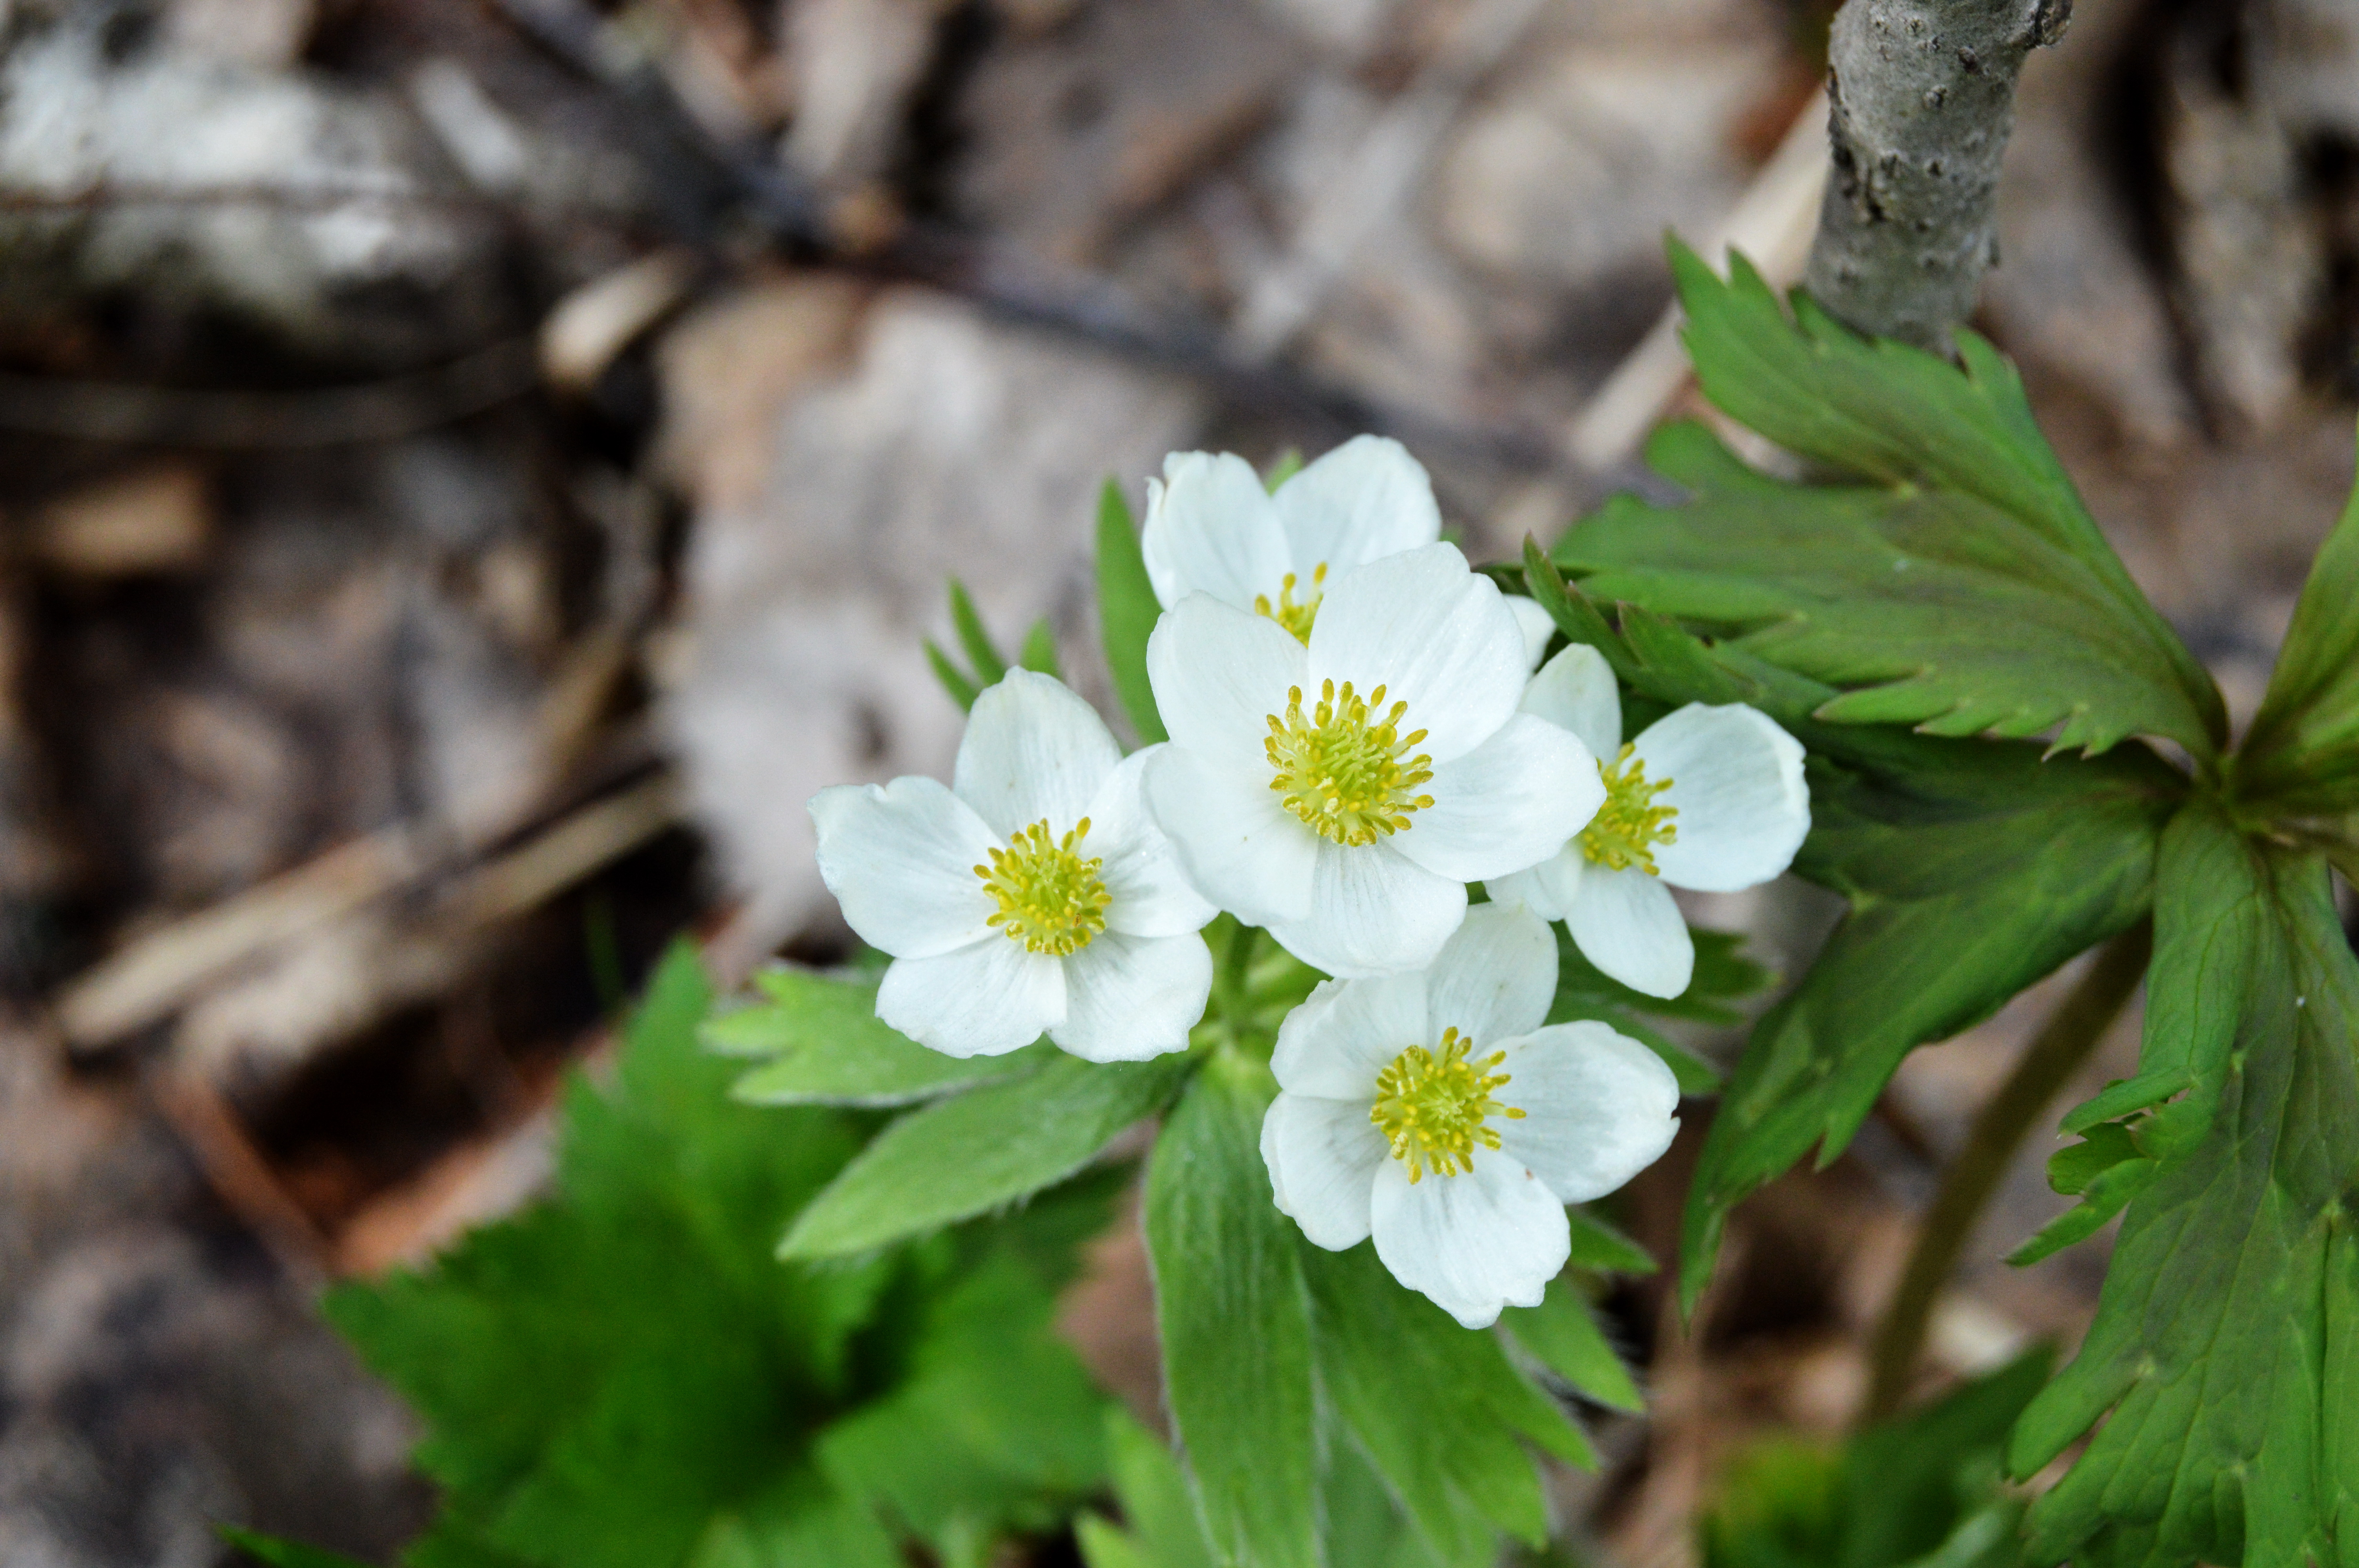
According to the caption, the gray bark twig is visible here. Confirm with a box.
[1807,0,2074,350]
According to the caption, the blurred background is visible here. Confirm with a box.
[0,0,2355,1561]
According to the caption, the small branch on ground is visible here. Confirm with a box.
[1807,0,2074,351]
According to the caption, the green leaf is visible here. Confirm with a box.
[1147,1053,1318,1568]
[1078,1411,1223,1568]
[1701,1350,2046,1568]
[1637,242,2221,759]
[1503,1276,1643,1413]
[2009,801,2359,1568]
[1303,1242,1589,1564]
[1558,417,2218,759]
[1552,924,1770,1028]
[780,1052,1193,1259]
[2044,1120,2141,1196]
[217,1527,376,1568]
[1565,1207,1657,1276]
[2235,437,2359,817]
[925,640,982,712]
[1096,479,1169,745]
[814,1250,1107,1549]
[710,968,1050,1105]
[948,578,1009,686]
[1018,618,1062,678]
[326,944,1120,1568]
[1679,722,2180,1310]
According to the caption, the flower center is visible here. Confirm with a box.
[1253,563,1327,643]
[1579,743,1677,873]
[1264,679,1435,847]
[974,817,1111,956]
[1369,1027,1524,1183]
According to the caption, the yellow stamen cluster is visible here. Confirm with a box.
[1264,680,1434,846]
[1369,1027,1524,1183]
[1579,743,1677,873]
[1253,563,1328,643]
[974,817,1111,956]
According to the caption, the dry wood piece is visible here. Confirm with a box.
[1807,0,2073,350]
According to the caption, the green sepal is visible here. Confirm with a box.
[779,1052,1194,1259]
[1095,479,1169,744]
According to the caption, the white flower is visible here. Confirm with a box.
[810,669,1218,1062]
[1143,543,1604,978]
[1141,436,1441,641]
[1487,644,1810,999]
[1259,902,1681,1327]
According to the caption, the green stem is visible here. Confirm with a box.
[1861,918,2153,1421]
[1213,918,1259,1048]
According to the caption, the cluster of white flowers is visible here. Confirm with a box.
[810,437,1810,1327]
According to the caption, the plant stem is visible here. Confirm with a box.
[1861,917,2151,1419]
[1214,918,1259,1048]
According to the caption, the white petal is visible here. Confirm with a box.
[1421,902,1557,1048]
[1261,1100,1294,1218]
[1494,1022,1681,1202]
[1304,544,1525,763]
[1632,704,1811,893]
[876,938,1065,1058]
[953,668,1123,840]
[810,778,998,958]
[1265,1093,1390,1250]
[1143,745,1317,926]
[1271,972,1429,1099]
[1566,865,1694,998]
[1141,451,1289,611]
[1370,1147,1571,1328]
[1483,845,1585,923]
[1521,643,1623,760]
[1392,713,1604,883]
[1146,593,1307,773]
[1270,435,1441,579]
[1087,749,1217,936]
[1052,931,1212,1062]
[1265,841,1466,980]
[1506,595,1558,672]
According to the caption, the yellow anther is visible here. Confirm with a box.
[1579,743,1677,874]
[973,817,1111,956]
[1253,562,1328,643]
[1369,1027,1524,1183]
[1263,678,1434,847]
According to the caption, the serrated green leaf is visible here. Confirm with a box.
[1503,1276,1643,1413]
[1679,723,2179,1311]
[1558,417,2217,759]
[1643,243,2220,758]
[710,969,1050,1105]
[815,1250,1107,1548]
[947,578,1009,687]
[2044,1122,2140,1197]
[781,1052,1193,1259]
[217,1527,376,1568]
[1096,479,1169,745]
[1147,1053,1318,1568]
[2235,435,2359,817]
[326,944,1119,1568]
[2005,1149,2157,1270]
[2009,801,2359,1568]
[1303,1241,1588,1564]
[925,640,982,712]
[1018,618,1062,678]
